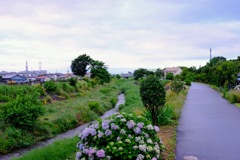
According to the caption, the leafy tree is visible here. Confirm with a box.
[140,75,166,125]
[166,72,174,80]
[133,68,154,80]
[71,54,92,77]
[209,56,226,66]
[155,68,164,78]
[91,67,111,84]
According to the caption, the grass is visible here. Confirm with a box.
[12,137,79,160]
[11,78,188,159]
[235,103,240,108]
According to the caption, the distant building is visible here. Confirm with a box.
[164,67,182,77]
[121,72,133,79]
[36,75,51,82]
[2,74,27,84]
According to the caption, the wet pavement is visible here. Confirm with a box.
[176,83,240,160]
[0,94,125,160]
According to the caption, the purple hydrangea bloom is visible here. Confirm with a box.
[88,148,96,157]
[137,122,144,128]
[120,129,126,135]
[154,126,160,132]
[76,152,82,159]
[111,123,119,130]
[139,145,147,152]
[105,129,112,136]
[146,124,154,130]
[134,127,141,134]
[96,149,105,158]
[102,120,111,130]
[151,157,157,160]
[117,136,121,141]
[98,131,104,138]
[136,154,145,160]
[127,120,135,129]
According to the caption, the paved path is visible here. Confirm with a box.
[176,83,240,160]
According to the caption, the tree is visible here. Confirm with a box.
[91,67,111,84]
[71,54,92,77]
[133,68,154,80]
[155,68,164,78]
[166,72,174,80]
[140,75,166,125]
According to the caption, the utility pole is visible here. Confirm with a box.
[210,48,212,61]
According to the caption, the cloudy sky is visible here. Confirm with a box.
[0,0,240,73]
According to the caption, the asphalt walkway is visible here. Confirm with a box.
[176,83,240,160]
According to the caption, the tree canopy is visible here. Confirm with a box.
[71,54,92,77]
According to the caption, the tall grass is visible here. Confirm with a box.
[13,137,79,160]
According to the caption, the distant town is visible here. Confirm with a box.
[0,61,137,84]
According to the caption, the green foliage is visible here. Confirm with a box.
[13,137,79,160]
[76,113,163,160]
[71,54,92,77]
[140,75,166,125]
[155,68,164,78]
[0,127,35,154]
[184,79,191,86]
[2,91,45,130]
[166,72,174,80]
[69,77,78,86]
[224,90,240,103]
[110,97,117,108]
[170,79,185,93]
[53,115,77,134]
[90,67,111,84]
[88,101,106,116]
[116,74,121,79]
[133,68,154,80]
[76,106,98,124]
[44,81,57,93]
[142,104,175,126]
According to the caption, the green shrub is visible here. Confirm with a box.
[53,115,78,134]
[0,94,10,102]
[225,90,240,103]
[116,74,121,79]
[2,91,45,130]
[170,79,185,93]
[62,83,75,93]
[0,127,35,154]
[69,77,78,86]
[44,81,57,93]
[166,72,174,80]
[110,97,117,108]
[88,101,106,116]
[184,79,191,86]
[140,75,166,125]
[76,106,98,124]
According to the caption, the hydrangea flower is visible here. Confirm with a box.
[96,149,105,158]
[154,126,160,132]
[137,122,144,128]
[105,129,112,136]
[127,120,136,129]
[134,127,141,134]
[136,154,145,160]
[76,112,163,160]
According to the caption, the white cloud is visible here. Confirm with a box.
[0,0,239,73]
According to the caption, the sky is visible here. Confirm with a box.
[0,0,240,74]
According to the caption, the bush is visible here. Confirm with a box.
[76,113,163,160]
[88,101,106,116]
[2,91,45,130]
[110,97,117,108]
[0,127,35,154]
[225,90,240,103]
[166,73,174,80]
[184,79,191,86]
[76,106,98,124]
[69,77,78,86]
[116,74,121,79]
[44,81,57,93]
[53,115,78,134]
[170,79,185,93]
[140,75,166,125]
[142,104,175,126]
